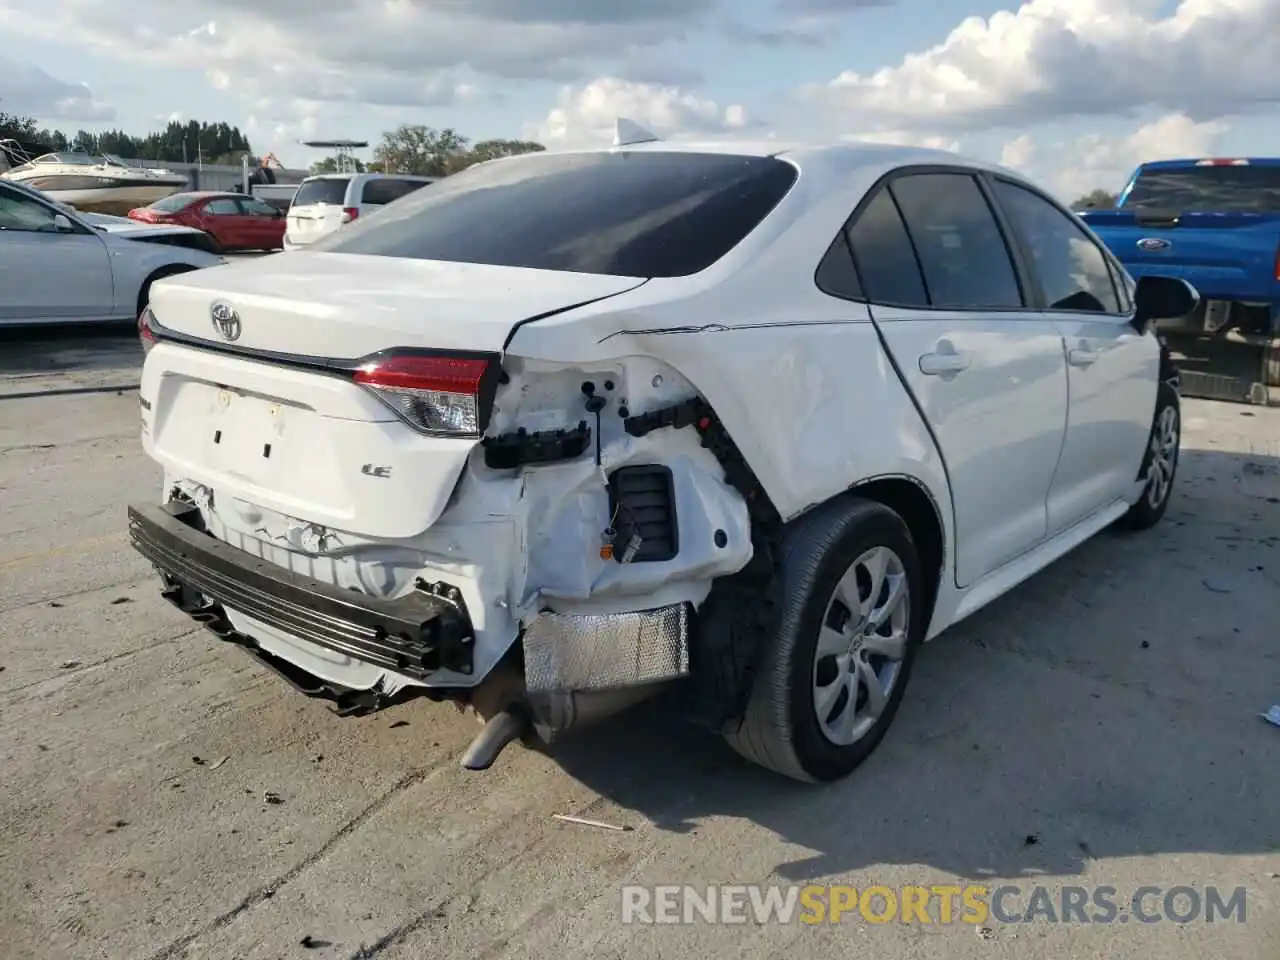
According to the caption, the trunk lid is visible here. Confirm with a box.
[286,203,346,245]
[147,252,645,355]
[141,254,646,538]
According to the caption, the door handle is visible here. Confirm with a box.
[1068,347,1098,367]
[919,351,971,376]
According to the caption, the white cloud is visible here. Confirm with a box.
[998,112,1230,200]
[0,0,729,110]
[998,133,1036,171]
[804,0,1279,132]
[844,129,961,152]
[530,77,753,147]
[0,55,114,121]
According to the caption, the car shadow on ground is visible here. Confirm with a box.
[0,322,140,378]
[543,444,1280,882]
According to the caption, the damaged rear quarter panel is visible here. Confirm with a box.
[486,354,755,616]
[504,278,954,541]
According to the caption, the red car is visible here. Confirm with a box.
[128,191,286,252]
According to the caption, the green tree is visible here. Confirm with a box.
[1072,188,1118,210]
[373,125,470,176]
[0,113,67,155]
[458,138,545,169]
[0,112,38,142]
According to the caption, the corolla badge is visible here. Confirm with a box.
[210,300,241,341]
[1137,237,1170,252]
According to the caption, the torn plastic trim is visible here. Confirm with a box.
[482,420,592,469]
[623,395,781,530]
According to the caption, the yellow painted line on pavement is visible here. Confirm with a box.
[0,533,127,571]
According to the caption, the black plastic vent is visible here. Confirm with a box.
[607,465,678,563]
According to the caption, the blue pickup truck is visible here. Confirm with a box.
[1079,158,1280,341]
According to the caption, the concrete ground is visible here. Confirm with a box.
[1,326,1278,960]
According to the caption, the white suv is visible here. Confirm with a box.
[282,172,436,250]
[130,130,1196,783]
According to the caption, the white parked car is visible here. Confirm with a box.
[0,179,223,326]
[282,172,436,251]
[127,125,1196,783]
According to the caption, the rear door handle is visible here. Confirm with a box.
[919,351,971,376]
[1068,348,1099,367]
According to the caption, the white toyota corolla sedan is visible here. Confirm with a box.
[127,122,1195,783]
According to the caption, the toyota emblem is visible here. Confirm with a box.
[210,300,241,341]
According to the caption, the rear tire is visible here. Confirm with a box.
[1120,381,1180,531]
[724,496,924,783]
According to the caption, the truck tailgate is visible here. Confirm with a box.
[1083,210,1280,301]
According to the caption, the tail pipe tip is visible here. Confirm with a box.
[458,705,531,771]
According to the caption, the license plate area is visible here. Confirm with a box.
[206,387,290,482]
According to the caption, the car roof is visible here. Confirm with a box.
[479,137,1024,197]
[164,191,238,200]
[300,173,436,182]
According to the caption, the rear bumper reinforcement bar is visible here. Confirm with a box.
[127,500,474,682]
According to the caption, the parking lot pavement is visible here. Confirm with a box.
[1,334,1278,960]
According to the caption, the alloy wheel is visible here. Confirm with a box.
[812,545,910,746]
[1146,405,1179,510]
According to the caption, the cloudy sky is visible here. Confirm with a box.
[0,0,1276,199]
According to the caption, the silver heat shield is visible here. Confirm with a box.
[521,603,690,693]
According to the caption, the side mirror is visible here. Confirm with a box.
[51,213,76,233]
[1132,275,1198,332]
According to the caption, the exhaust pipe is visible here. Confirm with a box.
[457,663,667,771]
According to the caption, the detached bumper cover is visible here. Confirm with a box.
[127,501,474,679]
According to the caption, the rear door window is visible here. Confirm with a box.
[148,194,198,214]
[993,179,1121,314]
[312,151,799,277]
[1123,164,1280,213]
[888,173,1024,309]
[238,197,280,216]
[361,178,431,205]
[202,198,241,216]
[292,178,351,207]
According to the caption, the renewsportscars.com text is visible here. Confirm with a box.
[620,883,1248,925]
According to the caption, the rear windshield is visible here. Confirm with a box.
[292,177,351,207]
[361,178,432,205]
[1123,165,1280,213]
[148,194,199,213]
[311,151,800,277]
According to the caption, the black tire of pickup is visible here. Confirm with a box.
[1263,340,1280,389]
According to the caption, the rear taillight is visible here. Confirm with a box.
[138,307,157,355]
[352,352,497,437]
[1275,243,1280,281]
[341,206,359,224]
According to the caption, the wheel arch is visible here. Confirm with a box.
[847,474,946,632]
[137,263,198,318]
